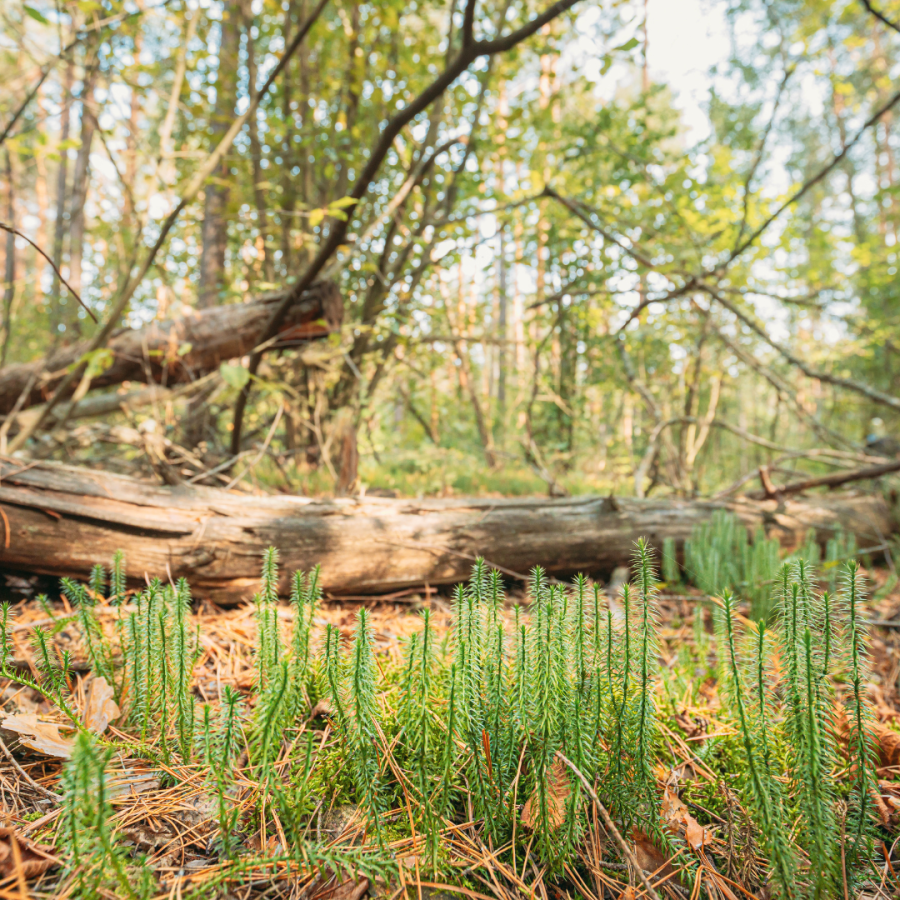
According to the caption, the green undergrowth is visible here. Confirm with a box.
[253,446,617,499]
[0,543,894,900]
[663,510,860,620]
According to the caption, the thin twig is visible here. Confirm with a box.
[0,222,96,322]
[860,0,900,34]
[555,751,663,900]
[224,402,285,490]
[0,734,62,802]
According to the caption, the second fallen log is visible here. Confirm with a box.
[0,281,342,416]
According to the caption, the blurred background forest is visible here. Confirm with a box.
[2,0,900,501]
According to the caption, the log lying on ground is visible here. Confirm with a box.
[0,281,342,416]
[0,461,893,603]
[10,383,193,434]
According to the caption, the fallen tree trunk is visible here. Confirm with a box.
[0,281,342,416]
[0,461,893,602]
[9,383,201,434]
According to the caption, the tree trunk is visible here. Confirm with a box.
[0,459,891,603]
[0,281,342,416]
[124,32,141,229]
[1,149,14,367]
[495,225,507,446]
[279,0,298,276]
[198,1,241,308]
[49,61,73,343]
[67,71,97,333]
[242,0,273,284]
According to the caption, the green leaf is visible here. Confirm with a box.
[329,196,358,209]
[81,348,114,379]
[308,208,325,228]
[615,37,640,52]
[177,342,192,357]
[23,5,50,24]
[219,361,250,390]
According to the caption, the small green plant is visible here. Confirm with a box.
[341,608,384,844]
[61,732,151,899]
[661,535,681,586]
[720,590,797,897]
[842,561,879,863]
[779,561,841,899]
[203,686,244,858]
[684,510,814,620]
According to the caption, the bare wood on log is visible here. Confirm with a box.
[749,459,900,499]
[0,282,341,417]
[0,461,892,604]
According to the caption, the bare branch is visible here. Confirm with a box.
[723,81,900,267]
[462,0,478,47]
[541,185,662,272]
[705,313,859,451]
[747,458,900,499]
[0,221,97,322]
[859,0,900,34]
[703,281,900,413]
[732,62,794,252]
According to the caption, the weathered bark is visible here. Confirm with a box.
[0,459,891,603]
[0,281,341,416]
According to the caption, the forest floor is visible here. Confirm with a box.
[0,565,897,900]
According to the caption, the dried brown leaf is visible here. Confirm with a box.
[0,714,74,758]
[0,827,58,879]
[83,676,119,734]
[661,786,690,831]
[329,877,370,900]
[661,786,713,851]
[521,758,571,830]
[673,711,708,742]
[630,828,678,878]
[685,817,710,852]
[875,722,900,769]
[833,705,900,770]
